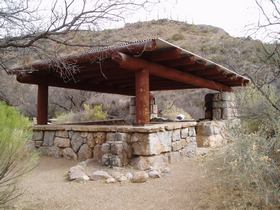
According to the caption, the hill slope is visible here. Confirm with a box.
[0,19,273,119]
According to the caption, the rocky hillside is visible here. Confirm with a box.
[0,19,274,119]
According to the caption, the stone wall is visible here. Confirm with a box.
[196,119,240,148]
[32,122,197,170]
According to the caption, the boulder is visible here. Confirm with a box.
[90,170,112,181]
[110,171,127,182]
[101,143,110,153]
[71,132,85,152]
[110,171,123,179]
[132,171,149,183]
[172,129,181,141]
[188,127,196,137]
[106,177,117,184]
[54,137,70,148]
[130,155,168,171]
[68,165,89,181]
[42,131,55,146]
[182,142,197,158]
[213,108,222,120]
[180,128,189,138]
[87,132,106,148]
[131,132,172,156]
[161,167,171,174]
[171,140,186,151]
[148,170,161,178]
[55,130,68,138]
[106,132,130,142]
[78,144,92,161]
[34,140,43,148]
[93,145,103,162]
[125,172,133,180]
[111,142,123,155]
[62,148,77,160]
[196,135,226,148]
[32,131,43,141]
[117,175,128,182]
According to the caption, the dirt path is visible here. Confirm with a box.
[13,156,217,210]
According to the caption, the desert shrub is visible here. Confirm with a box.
[0,102,37,208]
[208,85,280,208]
[82,104,107,121]
[171,33,184,41]
[55,111,76,123]
[55,104,107,123]
[160,101,193,120]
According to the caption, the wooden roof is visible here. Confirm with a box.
[11,38,249,95]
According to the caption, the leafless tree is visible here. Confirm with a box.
[245,0,280,111]
[0,0,159,115]
[0,0,157,72]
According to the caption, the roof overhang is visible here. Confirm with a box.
[10,38,249,95]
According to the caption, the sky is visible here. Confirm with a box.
[122,0,262,39]
[35,0,276,41]
[100,0,277,41]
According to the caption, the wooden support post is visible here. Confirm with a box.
[37,85,48,125]
[135,69,150,125]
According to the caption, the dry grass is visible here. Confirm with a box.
[204,85,280,209]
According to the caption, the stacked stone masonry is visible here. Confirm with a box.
[32,122,197,170]
[212,92,238,120]
[196,119,240,148]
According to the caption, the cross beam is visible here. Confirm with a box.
[112,52,232,92]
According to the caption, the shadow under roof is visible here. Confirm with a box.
[11,38,249,95]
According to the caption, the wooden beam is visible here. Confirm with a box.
[37,85,48,125]
[17,73,134,95]
[135,69,150,125]
[112,52,232,92]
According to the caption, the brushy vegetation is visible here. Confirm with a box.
[55,104,107,123]
[160,101,193,120]
[208,85,280,209]
[0,102,37,208]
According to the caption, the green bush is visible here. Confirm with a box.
[55,111,76,123]
[82,104,107,121]
[160,101,193,120]
[55,104,107,123]
[0,102,37,208]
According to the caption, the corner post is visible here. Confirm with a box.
[135,69,150,125]
[37,84,48,125]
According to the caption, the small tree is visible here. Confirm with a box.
[0,102,37,208]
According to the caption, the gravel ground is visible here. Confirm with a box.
[13,156,217,210]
